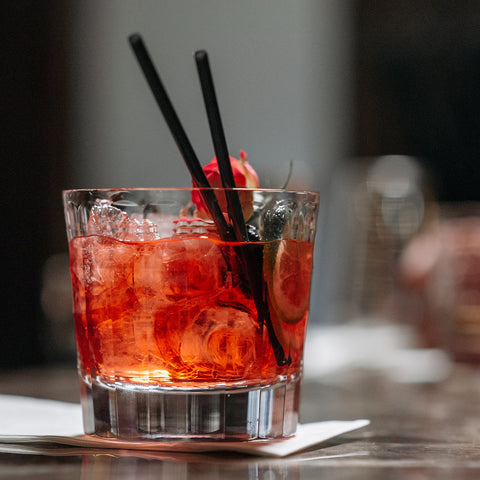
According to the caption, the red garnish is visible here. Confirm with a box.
[192,151,259,221]
[239,150,260,188]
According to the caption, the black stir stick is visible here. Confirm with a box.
[194,50,248,243]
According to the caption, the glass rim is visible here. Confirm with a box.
[62,187,319,196]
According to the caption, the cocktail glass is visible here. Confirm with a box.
[63,187,319,441]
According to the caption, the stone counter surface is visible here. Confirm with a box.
[1,362,480,479]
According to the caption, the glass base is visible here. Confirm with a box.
[79,375,301,441]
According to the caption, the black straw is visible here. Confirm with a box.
[128,34,233,241]
[195,49,288,365]
[194,50,248,242]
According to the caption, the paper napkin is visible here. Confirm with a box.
[0,395,369,457]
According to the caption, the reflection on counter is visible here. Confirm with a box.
[80,450,300,480]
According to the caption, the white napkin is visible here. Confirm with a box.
[0,395,369,457]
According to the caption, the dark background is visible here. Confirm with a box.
[1,2,73,367]
[354,1,480,201]
[3,1,480,368]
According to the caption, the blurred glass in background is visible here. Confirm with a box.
[344,155,437,325]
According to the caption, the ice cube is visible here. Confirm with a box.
[133,237,227,314]
[133,241,173,308]
[88,202,129,236]
[161,238,228,301]
[118,217,158,242]
[87,202,158,241]
[180,306,259,378]
[134,212,177,239]
[154,305,199,375]
[75,235,136,308]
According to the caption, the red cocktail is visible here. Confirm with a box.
[64,188,318,440]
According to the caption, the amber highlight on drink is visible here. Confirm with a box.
[64,188,319,441]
